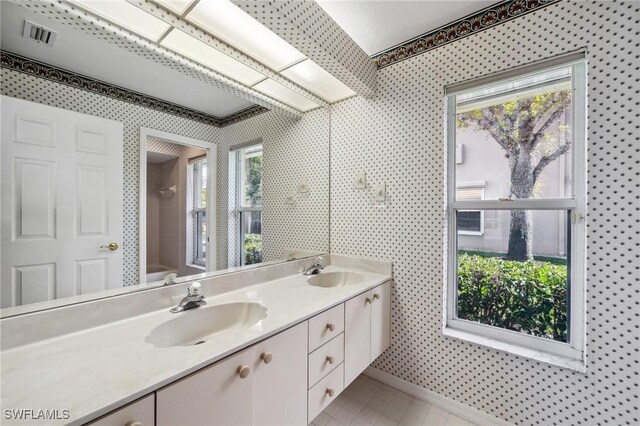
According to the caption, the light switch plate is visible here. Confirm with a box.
[354,172,367,189]
[373,183,386,202]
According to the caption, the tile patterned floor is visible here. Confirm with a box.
[310,375,478,426]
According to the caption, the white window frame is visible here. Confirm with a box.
[456,181,485,236]
[192,158,207,267]
[443,53,587,370]
[234,143,263,266]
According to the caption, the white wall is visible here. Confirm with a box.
[330,1,639,424]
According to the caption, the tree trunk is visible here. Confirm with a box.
[505,150,535,261]
[504,210,533,261]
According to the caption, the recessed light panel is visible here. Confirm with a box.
[186,0,305,71]
[153,0,195,16]
[161,28,265,86]
[281,59,356,103]
[68,0,170,41]
[253,79,319,112]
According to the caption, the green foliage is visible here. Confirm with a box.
[459,250,567,266]
[457,254,567,342]
[244,233,262,265]
[245,155,262,206]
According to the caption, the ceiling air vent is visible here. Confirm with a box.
[22,20,58,46]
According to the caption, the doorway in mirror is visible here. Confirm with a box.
[139,128,217,285]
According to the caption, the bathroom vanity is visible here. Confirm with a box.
[0,255,391,426]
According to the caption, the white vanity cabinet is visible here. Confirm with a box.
[156,322,308,426]
[88,394,154,426]
[344,281,391,386]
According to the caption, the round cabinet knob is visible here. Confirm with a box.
[260,352,273,364]
[373,293,380,300]
[236,365,250,378]
[326,355,335,364]
[326,323,335,332]
[325,388,335,397]
[125,422,142,426]
[365,297,372,304]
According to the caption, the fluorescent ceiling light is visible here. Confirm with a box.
[161,28,265,86]
[68,0,170,41]
[153,0,195,16]
[186,0,305,71]
[281,59,356,103]
[253,79,319,112]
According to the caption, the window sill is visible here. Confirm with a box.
[442,327,586,373]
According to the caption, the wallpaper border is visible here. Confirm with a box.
[371,0,562,69]
[0,50,268,127]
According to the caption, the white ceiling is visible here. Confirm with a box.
[0,2,254,118]
[316,0,497,56]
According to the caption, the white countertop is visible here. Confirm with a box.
[0,264,391,425]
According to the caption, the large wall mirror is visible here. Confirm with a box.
[0,2,330,316]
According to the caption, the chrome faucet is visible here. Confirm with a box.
[302,257,325,276]
[170,282,206,313]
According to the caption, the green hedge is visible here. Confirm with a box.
[457,254,568,342]
[244,233,262,265]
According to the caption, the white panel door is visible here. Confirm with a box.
[370,281,391,361]
[344,290,372,387]
[1,96,123,308]
[252,322,308,425]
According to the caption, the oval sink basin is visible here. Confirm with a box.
[147,302,267,348]
[307,271,365,288]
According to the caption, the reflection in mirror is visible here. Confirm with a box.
[0,2,330,316]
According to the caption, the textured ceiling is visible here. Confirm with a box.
[316,0,498,56]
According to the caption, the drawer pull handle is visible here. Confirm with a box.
[326,323,335,332]
[260,352,273,364]
[325,388,335,397]
[326,355,335,364]
[236,365,250,378]
[366,297,372,304]
[373,293,380,300]
[125,422,143,426]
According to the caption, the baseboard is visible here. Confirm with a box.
[363,367,514,426]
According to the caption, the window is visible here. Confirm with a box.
[456,184,485,235]
[190,158,207,266]
[445,54,587,367]
[234,144,263,266]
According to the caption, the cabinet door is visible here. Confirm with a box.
[89,394,154,426]
[370,281,391,361]
[156,347,254,426]
[252,322,308,425]
[344,290,372,386]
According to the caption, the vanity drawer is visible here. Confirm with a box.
[308,363,344,423]
[88,394,154,426]
[308,333,344,388]
[308,304,344,352]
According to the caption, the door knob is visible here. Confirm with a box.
[326,355,335,364]
[373,293,380,300]
[260,352,273,364]
[236,365,250,378]
[326,323,335,332]
[325,388,335,397]
[365,297,372,304]
[100,242,119,251]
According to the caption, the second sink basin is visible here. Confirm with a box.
[307,271,365,288]
[146,302,267,348]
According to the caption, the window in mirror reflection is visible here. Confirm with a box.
[235,144,263,266]
[193,158,207,266]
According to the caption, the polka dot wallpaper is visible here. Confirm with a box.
[330,1,639,424]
